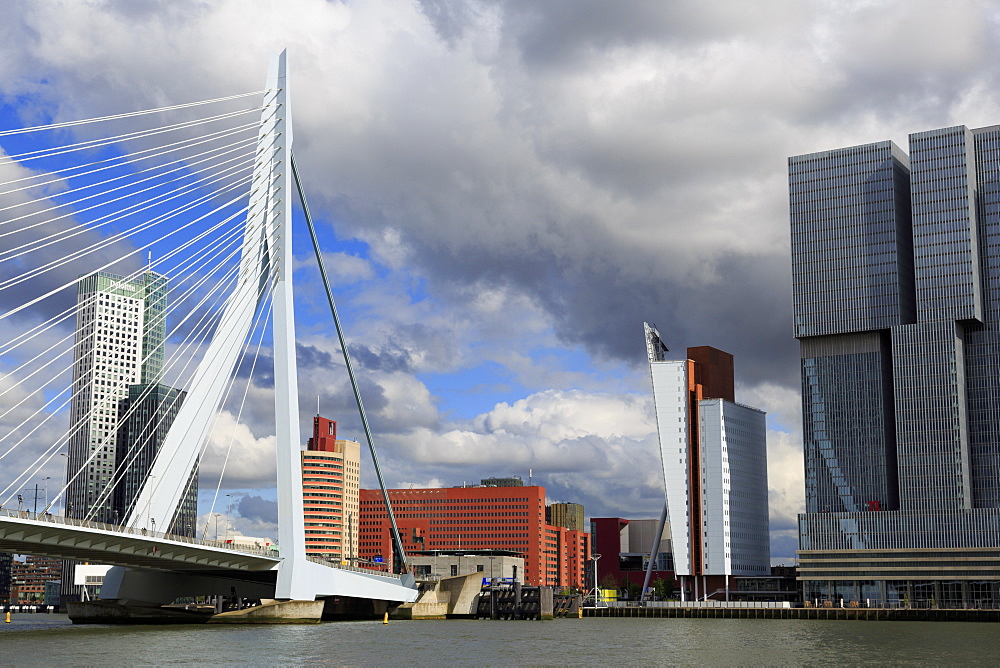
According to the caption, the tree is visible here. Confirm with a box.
[653,577,677,600]
[599,573,619,590]
[622,575,642,601]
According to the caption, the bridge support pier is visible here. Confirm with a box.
[98,566,276,604]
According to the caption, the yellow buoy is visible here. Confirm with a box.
[383,612,389,625]
[5,611,10,623]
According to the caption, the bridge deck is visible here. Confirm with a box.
[0,510,281,571]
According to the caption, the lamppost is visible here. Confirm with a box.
[214,513,222,541]
[146,475,156,530]
[225,494,233,542]
[41,477,50,513]
[591,553,603,607]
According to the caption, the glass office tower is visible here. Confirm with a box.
[790,125,1000,608]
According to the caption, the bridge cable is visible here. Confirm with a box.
[77,213,276,523]
[2,206,259,510]
[60,202,272,520]
[0,90,266,138]
[0,107,264,172]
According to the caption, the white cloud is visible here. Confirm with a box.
[200,410,277,488]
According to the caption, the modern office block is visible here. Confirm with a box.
[113,383,193,535]
[0,552,11,604]
[359,484,590,588]
[65,271,166,524]
[645,324,770,601]
[301,416,360,563]
[790,124,1000,608]
[547,502,586,533]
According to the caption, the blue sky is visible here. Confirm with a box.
[2,0,1000,561]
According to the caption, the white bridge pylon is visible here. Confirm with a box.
[117,50,413,603]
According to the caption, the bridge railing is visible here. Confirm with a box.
[0,508,276,557]
[305,555,405,581]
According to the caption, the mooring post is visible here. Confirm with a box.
[514,581,522,620]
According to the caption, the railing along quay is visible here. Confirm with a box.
[583,604,1000,622]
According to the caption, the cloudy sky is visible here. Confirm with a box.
[2,0,1000,560]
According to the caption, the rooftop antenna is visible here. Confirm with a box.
[529,468,533,486]
[147,250,152,271]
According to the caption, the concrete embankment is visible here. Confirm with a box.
[207,599,324,624]
[584,605,1000,622]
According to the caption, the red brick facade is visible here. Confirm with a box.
[359,485,590,588]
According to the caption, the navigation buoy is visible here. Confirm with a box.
[383,612,389,625]
[5,611,10,623]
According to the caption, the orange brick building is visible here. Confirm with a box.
[301,416,360,562]
[358,484,590,588]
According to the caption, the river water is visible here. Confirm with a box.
[2,614,999,665]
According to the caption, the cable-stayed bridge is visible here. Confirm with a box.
[0,51,417,621]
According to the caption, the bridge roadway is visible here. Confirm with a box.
[0,509,281,571]
[0,509,415,601]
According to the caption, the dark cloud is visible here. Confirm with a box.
[351,343,413,373]
[296,343,336,371]
[237,493,278,524]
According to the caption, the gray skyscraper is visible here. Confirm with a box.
[113,383,195,535]
[790,125,1000,608]
[66,271,166,523]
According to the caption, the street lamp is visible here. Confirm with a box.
[591,553,603,607]
[41,477,50,513]
[146,475,156,529]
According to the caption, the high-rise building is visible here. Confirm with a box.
[113,383,193,535]
[66,271,166,523]
[547,502,586,533]
[790,125,1000,608]
[645,324,770,601]
[302,416,360,562]
[0,552,11,604]
[359,484,591,588]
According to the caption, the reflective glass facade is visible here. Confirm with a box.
[891,321,971,511]
[790,124,1000,607]
[790,141,915,338]
[800,333,897,514]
